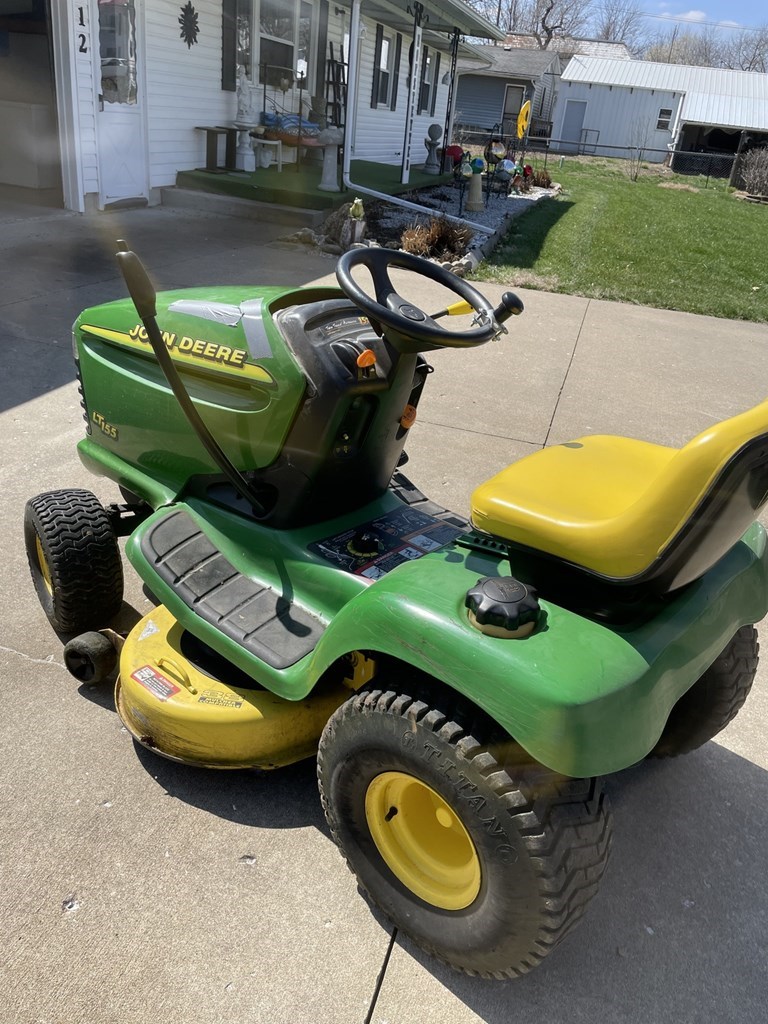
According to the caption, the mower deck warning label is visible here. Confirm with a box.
[131,665,181,702]
[309,507,464,580]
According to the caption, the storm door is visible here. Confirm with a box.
[95,0,147,206]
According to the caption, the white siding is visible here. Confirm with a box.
[552,81,680,161]
[145,1,235,187]
[73,0,99,197]
[352,15,451,168]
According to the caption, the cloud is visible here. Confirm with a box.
[718,20,741,28]
[660,9,709,21]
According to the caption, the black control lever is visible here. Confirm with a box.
[493,291,524,324]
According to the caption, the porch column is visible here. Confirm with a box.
[400,2,425,185]
[440,28,460,172]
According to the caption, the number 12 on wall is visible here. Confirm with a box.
[77,5,88,53]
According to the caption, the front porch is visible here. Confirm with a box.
[174,159,453,217]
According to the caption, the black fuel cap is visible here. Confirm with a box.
[465,576,540,638]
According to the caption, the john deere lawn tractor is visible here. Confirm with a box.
[25,243,767,978]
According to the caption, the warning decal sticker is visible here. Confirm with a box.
[131,665,181,702]
[198,689,244,709]
[309,507,465,580]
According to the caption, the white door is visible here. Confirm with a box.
[95,0,147,206]
[560,99,587,154]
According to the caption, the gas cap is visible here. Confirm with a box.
[465,576,540,639]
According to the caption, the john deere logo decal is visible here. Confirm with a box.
[79,323,273,385]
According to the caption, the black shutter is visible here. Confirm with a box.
[371,23,383,108]
[222,0,237,91]
[430,52,441,116]
[390,33,402,111]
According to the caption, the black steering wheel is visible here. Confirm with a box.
[336,248,498,350]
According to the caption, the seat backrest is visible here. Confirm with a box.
[638,398,768,591]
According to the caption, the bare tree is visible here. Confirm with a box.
[644,25,723,67]
[720,26,768,73]
[464,0,593,48]
[625,116,650,181]
[529,0,593,48]
[592,0,648,56]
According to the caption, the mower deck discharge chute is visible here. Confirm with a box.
[25,243,768,978]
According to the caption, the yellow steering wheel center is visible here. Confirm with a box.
[365,771,481,910]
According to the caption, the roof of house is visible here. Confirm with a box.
[502,34,632,60]
[562,56,768,132]
[355,0,504,46]
[458,45,560,80]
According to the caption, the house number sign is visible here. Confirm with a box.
[76,5,89,56]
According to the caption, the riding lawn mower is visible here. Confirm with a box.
[24,243,768,978]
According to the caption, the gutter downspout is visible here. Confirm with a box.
[668,95,686,168]
[342,0,494,235]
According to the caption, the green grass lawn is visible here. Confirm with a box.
[475,158,768,323]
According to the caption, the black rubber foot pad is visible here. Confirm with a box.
[141,510,324,669]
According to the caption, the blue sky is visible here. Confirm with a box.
[641,2,767,31]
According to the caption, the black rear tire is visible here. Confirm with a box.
[24,489,124,634]
[317,684,612,978]
[649,626,758,758]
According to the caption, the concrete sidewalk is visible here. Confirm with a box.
[1,202,767,1024]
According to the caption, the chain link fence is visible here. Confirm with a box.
[450,126,742,186]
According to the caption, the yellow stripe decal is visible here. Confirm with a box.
[80,324,274,384]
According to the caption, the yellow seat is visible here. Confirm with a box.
[471,399,768,587]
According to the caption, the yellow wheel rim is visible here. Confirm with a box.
[35,536,53,595]
[365,771,481,911]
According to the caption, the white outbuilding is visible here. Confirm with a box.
[551,56,768,171]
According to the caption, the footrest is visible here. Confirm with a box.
[140,509,324,669]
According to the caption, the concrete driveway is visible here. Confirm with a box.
[1,200,767,1024]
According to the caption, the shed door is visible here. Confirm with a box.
[95,0,147,207]
[561,99,587,153]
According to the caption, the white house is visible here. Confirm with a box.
[552,56,768,164]
[1,1,501,213]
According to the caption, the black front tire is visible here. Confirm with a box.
[317,684,612,979]
[24,489,124,635]
[649,626,758,758]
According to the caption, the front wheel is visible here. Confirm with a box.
[317,685,612,978]
[24,489,124,635]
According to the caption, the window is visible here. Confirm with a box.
[371,24,401,109]
[657,107,673,131]
[417,47,440,116]
[376,34,392,104]
[256,0,314,89]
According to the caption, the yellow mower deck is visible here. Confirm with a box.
[116,606,350,769]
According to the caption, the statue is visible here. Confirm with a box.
[236,67,254,123]
[424,123,442,175]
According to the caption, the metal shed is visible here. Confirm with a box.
[553,56,768,167]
